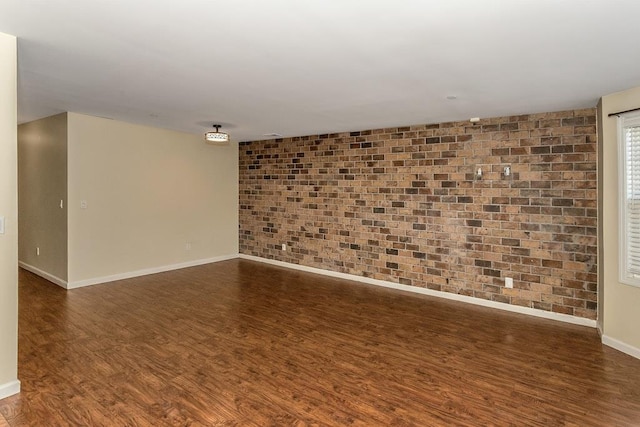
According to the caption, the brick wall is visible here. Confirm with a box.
[239,109,598,319]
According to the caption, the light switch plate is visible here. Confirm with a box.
[0,216,5,234]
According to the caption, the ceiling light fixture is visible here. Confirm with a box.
[205,124,229,143]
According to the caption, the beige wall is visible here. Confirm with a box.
[0,32,19,397]
[599,86,640,351]
[67,113,238,284]
[18,113,68,282]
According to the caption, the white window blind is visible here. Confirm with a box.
[620,113,640,287]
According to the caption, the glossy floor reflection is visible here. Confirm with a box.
[1,259,639,426]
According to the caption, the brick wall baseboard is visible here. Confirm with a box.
[239,254,597,328]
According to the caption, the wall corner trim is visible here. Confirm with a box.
[239,254,598,329]
[18,262,68,289]
[602,335,640,360]
[66,254,239,289]
[0,380,20,400]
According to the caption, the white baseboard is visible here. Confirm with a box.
[0,380,20,400]
[239,254,598,329]
[67,254,239,289]
[18,262,68,288]
[602,335,640,360]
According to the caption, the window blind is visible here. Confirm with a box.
[624,121,640,280]
[618,112,640,287]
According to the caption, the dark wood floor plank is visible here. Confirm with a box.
[0,259,639,426]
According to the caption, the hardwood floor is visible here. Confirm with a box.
[1,259,639,426]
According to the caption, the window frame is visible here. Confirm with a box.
[618,112,640,287]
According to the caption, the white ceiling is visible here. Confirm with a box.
[1,0,640,142]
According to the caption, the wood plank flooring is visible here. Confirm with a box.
[1,259,639,426]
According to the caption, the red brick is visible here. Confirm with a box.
[239,109,597,320]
